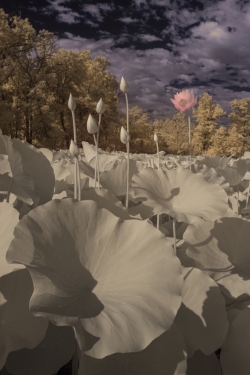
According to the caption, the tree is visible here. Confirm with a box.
[206,126,229,156]
[192,92,227,155]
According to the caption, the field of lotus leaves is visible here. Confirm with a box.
[2,129,250,375]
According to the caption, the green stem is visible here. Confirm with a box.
[156,141,160,229]
[76,158,81,201]
[173,216,176,255]
[188,114,191,171]
[97,114,101,188]
[246,180,250,209]
[93,134,97,188]
[74,158,77,199]
[125,93,129,209]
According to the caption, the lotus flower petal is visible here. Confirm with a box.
[6,199,183,359]
[0,202,23,277]
[5,322,76,375]
[0,269,48,370]
[131,167,229,224]
[220,308,250,375]
[79,323,187,375]
[174,267,228,357]
[170,90,197,112]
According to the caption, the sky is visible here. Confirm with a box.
[1,0,250,127]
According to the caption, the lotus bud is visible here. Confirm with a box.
[69,140,79,157]
[68,93,76,111]
[96,98,106,114]
[120,126,130,144]
[120,77,129,93]
[87,114,98,134]
[154,133,159,143]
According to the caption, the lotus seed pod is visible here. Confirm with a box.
[69,140,79,157]
[120,126,130,144]
[96,98,106,114]
[68,93,76,111]
[87,114,98,134]
[120,77,129,93]
[154,133,159,143]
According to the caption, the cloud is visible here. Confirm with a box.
[118,17,139,24]
[136,34,162,42]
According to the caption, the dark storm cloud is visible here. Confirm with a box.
[1,0,250,127]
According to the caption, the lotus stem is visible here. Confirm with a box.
[71,111,78,200]
[125,92,129,210]
[76,158,81,201]
[246,180,250,209]
[237,184,239,215]
[188,114,191,171]
[173,216,177,255]
[93,134,98,188]
[6,177,13,203]
[156,141,160,230]
[97,114,101,188]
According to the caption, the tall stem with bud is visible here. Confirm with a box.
[154,133,161,229]
[68,93,79,200]
[96,98,106,189]
[87,114,99,188]
[120,77,130,209]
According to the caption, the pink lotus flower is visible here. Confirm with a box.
[170,89,198,112]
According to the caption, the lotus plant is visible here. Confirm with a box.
[120,76,130,209]
[170,89,198,170]
[154,133,161,229]
[68,93,78,199]
[69,140,81,201]
[95,98,106,188]
[87,114,99,188]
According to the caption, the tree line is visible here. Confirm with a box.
[1,8,250,158]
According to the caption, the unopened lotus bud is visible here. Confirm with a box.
[154,133,159,143]
[69,140,79,157]
[87,114,98,134]
[120,126,130,144]
[120,77,129,93]
[96,98,106,114]
[68,93,76,111]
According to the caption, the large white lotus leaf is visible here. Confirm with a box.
[220,308,250,375]
[89,154,120,173]
[79,188,132,220]
[127,201,154,220]
[0,202,23,277]
[196,155,232,169]
[52,161,71,181]
[0,134,39,205]
[174,267,228,357]
[52,150,67,162]
[99,159,139,197]
[39,148,53,162]
[82,141,97,163]
[78,323,187,375]
[212,271,250,299]
[195,165,230,192]
[5,322,76,375]
[131,167,229,224]
[11,139,55,205]
[184,216,250,273]
[0,157,11,175]
[6,198,183,359]
[0,269,48,370]
[216,159,248,186]
[186,351,222,375]
[0,173,39,205]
